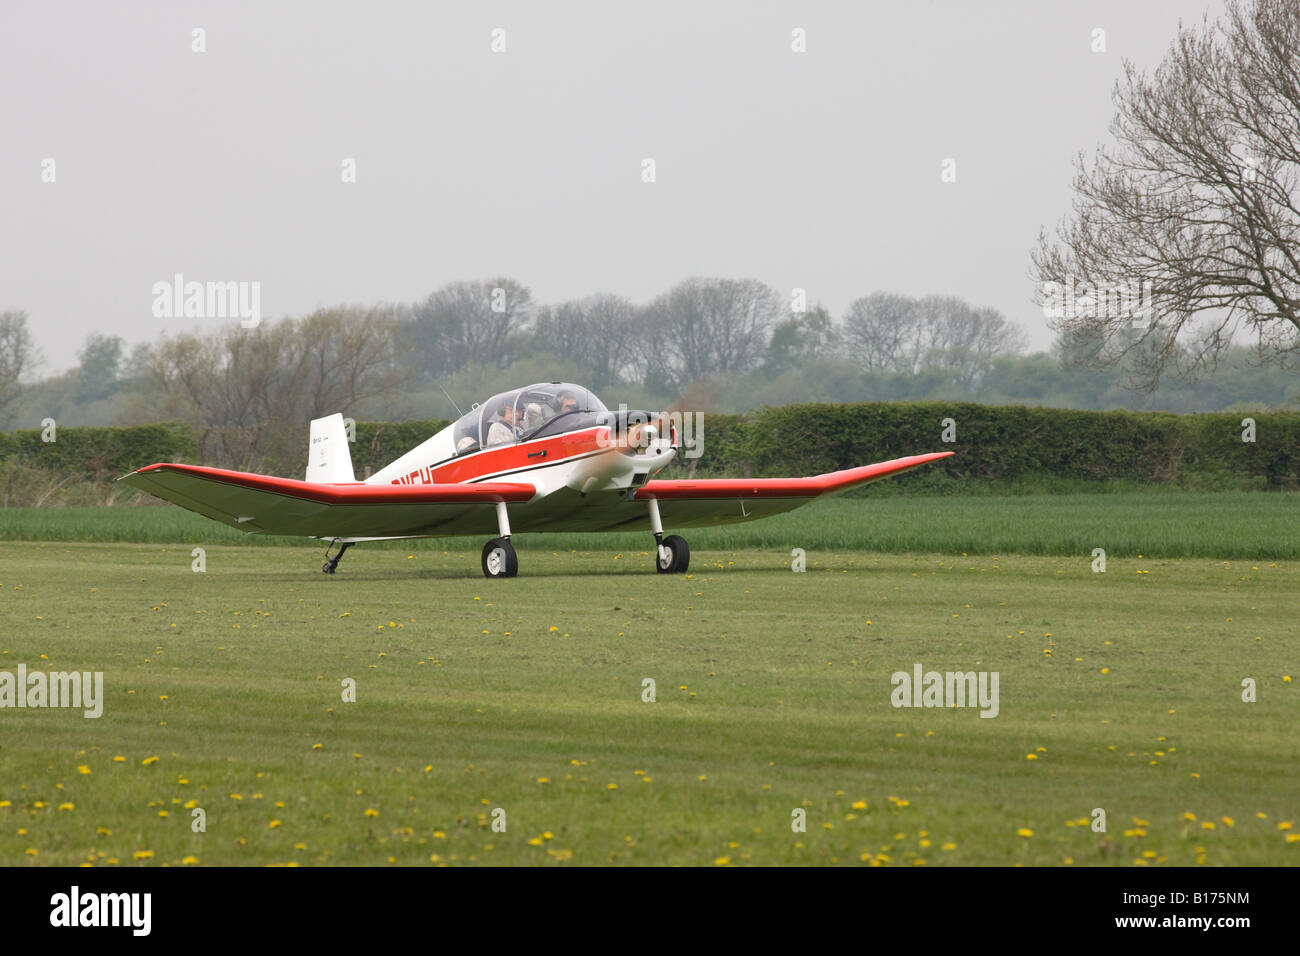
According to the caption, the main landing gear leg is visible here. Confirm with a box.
[322,540,353,574]
[648,496,690,574]
[481,501,519,579]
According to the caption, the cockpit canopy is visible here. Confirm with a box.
[451,383,607,454]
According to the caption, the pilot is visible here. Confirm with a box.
[556,391,579,415]
[486,401,520,446]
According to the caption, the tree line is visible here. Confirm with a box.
[3,274,1293,462]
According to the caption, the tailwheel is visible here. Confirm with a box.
[481,537,519,579]
[655,534,690,574]
[322,541,352,574]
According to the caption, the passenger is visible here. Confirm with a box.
[521,402,545,435]
[485,400,520,446]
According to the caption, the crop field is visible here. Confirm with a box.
[1,489,1297,558]
[1,497,1296,866]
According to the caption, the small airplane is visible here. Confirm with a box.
[118,382,953,577]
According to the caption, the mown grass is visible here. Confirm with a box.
[1,491,1295,558]
[0,542,1295,866]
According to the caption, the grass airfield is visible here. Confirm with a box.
[1,529,1296,866]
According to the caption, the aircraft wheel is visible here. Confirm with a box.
[655,534,690,574]
[481,537,518,578]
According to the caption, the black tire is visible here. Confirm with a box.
[655,534,690,574]
[481,537,518,578]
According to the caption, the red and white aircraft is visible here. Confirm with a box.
[119,382,953,577]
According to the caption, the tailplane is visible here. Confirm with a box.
[307,414,356,483]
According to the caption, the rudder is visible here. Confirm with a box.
[307,414,356,483]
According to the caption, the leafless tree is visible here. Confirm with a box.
[922,296,1027,389]
[533,293,638,390]
[403,278,533,378]
[841,292,1024,387]
[0,310,41,425]
[641,277,782,391]
[841,293,923,371]
[143,308,400,469]
[1032,0,1300,388]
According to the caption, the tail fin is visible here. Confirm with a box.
[307,414,356,483]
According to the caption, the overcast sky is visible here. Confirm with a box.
[1,0,1225,372]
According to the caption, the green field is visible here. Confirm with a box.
[1,490,1297,558]
[1,529,1296,866]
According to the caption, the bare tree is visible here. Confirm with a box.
[144,309,401,469]
[0,310,40,425]
[841,293,923,371]
[641,277,781,391]
[1032,0,1300,388]
[284,306,402,419]
[921,296,1027,389]
[533,293,638,390]
[841,292,1024,387]
[403,278,532,379]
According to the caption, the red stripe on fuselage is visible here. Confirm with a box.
[391,427,611,486]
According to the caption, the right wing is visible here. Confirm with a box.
[118,463,535,538]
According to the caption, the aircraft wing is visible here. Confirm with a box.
[492,451,955,533]
[622,452,955,527]
[637,452,954,501]
[118,463,536,538]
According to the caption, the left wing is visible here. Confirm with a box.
[625,451,954,527]
[496,451,955,533]
[118,463,535,538]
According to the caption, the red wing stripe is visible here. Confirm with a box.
[634,452,954,500]
[128,463,536,504]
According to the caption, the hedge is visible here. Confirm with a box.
[2,405,1295,489]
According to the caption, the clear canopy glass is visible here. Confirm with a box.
[451,383,606,454]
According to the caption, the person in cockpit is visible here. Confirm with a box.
[521,402,545,435]
[486,400,520,446]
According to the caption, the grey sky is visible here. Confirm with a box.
[1,0,1223,372]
